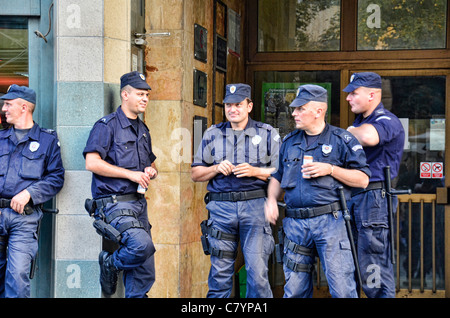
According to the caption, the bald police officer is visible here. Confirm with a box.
[191,83,280,298]
[265,84,370,298]
[344,72,405,298]
[83,71,157,298]
[0,85,65,297]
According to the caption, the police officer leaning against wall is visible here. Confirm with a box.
[265,84,371,298]
[191,83,280,298]
[0,85,65,298]
[83,71,158,298]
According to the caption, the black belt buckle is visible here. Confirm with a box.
[301,208,313,218]
[231,192,241,202]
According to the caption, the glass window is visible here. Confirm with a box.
[0,17,28,130]
[258,0,341,52]
[254,71,341,138]
[357,0,447,50]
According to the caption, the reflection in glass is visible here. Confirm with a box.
[382,76,446,291]
[254,71,341,138]
[0,17,28,130]
[357,0,447,50]
[258,0,340,52]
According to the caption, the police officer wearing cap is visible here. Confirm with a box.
[344,72,405,298]
[83,71,158,298]
[265,84,370,298]
[191,83,280,298]
[0,85,65,297]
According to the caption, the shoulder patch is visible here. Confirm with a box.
[335,129,354,144]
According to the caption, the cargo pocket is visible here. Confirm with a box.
[361,221,389,254]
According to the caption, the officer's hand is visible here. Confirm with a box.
[131,171,152,189]
[264,198,279,225]
[10,189,31,214]
[144,166,158,180]
[233,163,255,178]
[215,160,235,176]
[302,162,333,178]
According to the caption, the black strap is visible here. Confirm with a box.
[284,237,315,257]
[94,193,144,210]
[117,220,145,234]
[205,189,266,203]
[285,201,340,219]
[0,198,36,215]
[351,181,384,197]
[209,247,237,259]
[282,255,314,273]
[200,220,238,242]
[105,209,136,223]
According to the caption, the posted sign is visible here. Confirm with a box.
[420,162,444,179]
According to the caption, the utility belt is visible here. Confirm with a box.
[351,181,384,197]
[84,193,145,245]
[285,201,341,219]
[204,189,266,204]
[0,198,39,215]
[84,193,144,216]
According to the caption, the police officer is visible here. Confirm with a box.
[0,85,65,297]
[344,72,405,298]
[83,71,157,298]
[265,84,371,298]
[191,83,280,298]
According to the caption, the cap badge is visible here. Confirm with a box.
[139,73,146,81]
[350,74,355,82]
[230,85,236,94]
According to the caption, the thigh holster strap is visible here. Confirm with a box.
[284,237,315,257]
[283,255,314,273]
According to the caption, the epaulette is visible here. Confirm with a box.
[282,129,300,142]
[334,128,354,144]
[98,112,116,124]
[41,128,56,136]
[206,122,226,132]
[255,121,273,131]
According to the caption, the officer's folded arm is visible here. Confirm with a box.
[330,164,369,189]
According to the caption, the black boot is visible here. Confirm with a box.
[99,250,119,296]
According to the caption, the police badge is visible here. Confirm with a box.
[322,144,332,155]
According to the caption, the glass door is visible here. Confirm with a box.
[348,70,449,296]
[0,16,29,130]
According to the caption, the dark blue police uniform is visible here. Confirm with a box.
[83,72,157,298]
[272,85,371,298]
[344,72,405,298]
[192,84,280,298]
[0,85,64,297]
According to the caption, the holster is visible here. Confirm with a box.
[200,220,211,255]
[275,227,284,263]
[93,219,122,244]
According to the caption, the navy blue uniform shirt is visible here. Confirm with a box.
[0,123,65,204]
[83,106,156,199]
[272,124,371,209]
[192,117,280,193]
[352,103,404,181]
